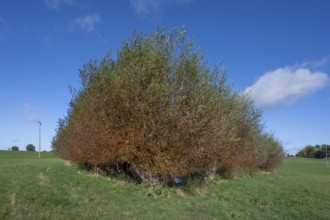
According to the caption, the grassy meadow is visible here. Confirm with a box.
[0,150,329,220]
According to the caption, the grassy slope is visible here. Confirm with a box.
[0,151,329,220]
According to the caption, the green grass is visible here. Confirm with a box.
[0,150,56,159]
[0,151,329,220]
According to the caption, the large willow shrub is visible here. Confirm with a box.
[52,28,284,185]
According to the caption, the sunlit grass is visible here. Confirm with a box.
[0,151,329,219]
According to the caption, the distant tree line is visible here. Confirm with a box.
[296,144,330,159]
[8,144,36,152]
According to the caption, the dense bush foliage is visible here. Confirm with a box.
[296,144,329,159]
[52,28,284,185]
[26,144,36,152]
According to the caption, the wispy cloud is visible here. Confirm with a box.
[129,0,194,16]
[130,0,162,15]
[245,63,329,108]
[11,139,21,143]
[41,34,51,45]
[73,14,102,33]
[0,16,11,42]
[24,103,41,123]
[43,0,74,10]
[300,57,329,69]
[0,17,6,41]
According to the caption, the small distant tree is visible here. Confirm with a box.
[11,146,19,151]
[26,144,36,152]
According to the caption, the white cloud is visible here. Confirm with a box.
[24,103,41,123]
[74,14,101,32]
[245,65,329,108]
[43,0,74,10]
[129,0,194,15]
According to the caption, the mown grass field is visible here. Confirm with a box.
[0,151,329,220]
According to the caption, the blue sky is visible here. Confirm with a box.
[0,0,329,154]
